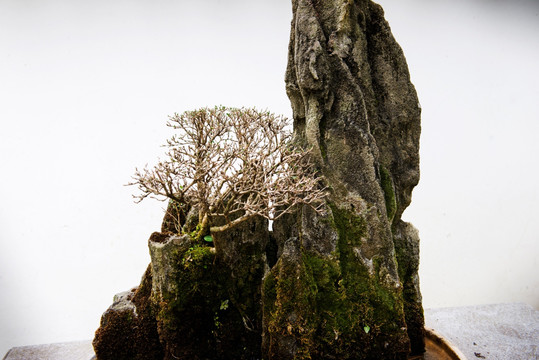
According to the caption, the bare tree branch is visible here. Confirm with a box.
[129,106,327,238]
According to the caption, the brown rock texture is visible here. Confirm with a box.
[93,265,163,360]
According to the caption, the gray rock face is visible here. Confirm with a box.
[148,233,192,299]
[261,0,424,358]
[286,0,420,224]
[286,0,421,217]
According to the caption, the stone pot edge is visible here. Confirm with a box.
[424,326,469,360]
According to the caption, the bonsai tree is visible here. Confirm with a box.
[130,106,326,239]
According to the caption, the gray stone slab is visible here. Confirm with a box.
[425,303,539,360]
[2,340,95,360]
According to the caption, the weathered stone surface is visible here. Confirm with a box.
[148,232,220,359]
[211,214,270,346]
[92,265,163,360]
[261,0,424,358]
[393,220,425,354]
[145,215,269,359]
[264,205,411,359]
[262,237,314,358]
[94,208,271,360]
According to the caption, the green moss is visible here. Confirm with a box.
[156,244,216,331]
[330,205,409,357]
[379,166,397,223]
[262,272,277,312]
[152,230,266,359]
[263,205,410,359]
[262,249,317,359]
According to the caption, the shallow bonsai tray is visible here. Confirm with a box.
[409,327,468,360]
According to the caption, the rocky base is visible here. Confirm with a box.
[94,208,422,359]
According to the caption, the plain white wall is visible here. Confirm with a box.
[382,0,539,312]
[0,0,538,356]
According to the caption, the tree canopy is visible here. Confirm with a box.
[130,106,326,236]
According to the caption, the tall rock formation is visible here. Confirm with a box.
[262,0,424,358]
[93,1,424,359]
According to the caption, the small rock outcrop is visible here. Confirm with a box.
[93,0,424,359]
[93,265,163,360]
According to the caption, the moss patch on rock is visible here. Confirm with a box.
[93,265,163,360]
[262,205,410,359]
[150,231,265,360]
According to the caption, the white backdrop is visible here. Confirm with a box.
[1,0,538,355]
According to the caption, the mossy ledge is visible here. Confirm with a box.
[94,203,418,359]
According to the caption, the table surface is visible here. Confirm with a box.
[3,303,538,360]
[424,302,538,360]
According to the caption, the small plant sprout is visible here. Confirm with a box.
[130,106,326,239]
